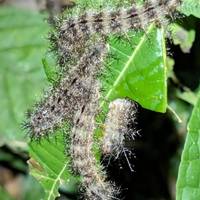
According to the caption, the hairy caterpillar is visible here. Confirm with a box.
[102,99,138,171]
[51,30,88,72]
[24,42,107,139]
[60,0,181,37]
[25,0,184,199]
[25,40,115,199]
[71,82,117,200]
[54,0,181,73]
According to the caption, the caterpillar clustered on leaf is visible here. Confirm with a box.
[24,42,107,139]
[53,0,181,73]
[102,99,137,155]
[60,0,181,38]
[71,82,117,200]
[102,99,138,171]
[25,41,113,199]
[25,0,183,199]
[66,42,120,199]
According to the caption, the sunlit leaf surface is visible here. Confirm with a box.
[101,24,167,112]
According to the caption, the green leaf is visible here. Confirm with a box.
[0,7,48,142]
[75,0,167,113]
[21,175,45,200]
[176,90,198,106]
[29,130,77,200]
[42,54,59,84]
[176,92,200,200]
[180,0,200,18]
[101,24,167,112]
[0,187,14,200]
[171,23,195,53]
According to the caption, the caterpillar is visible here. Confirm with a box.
[26,40,115,199]
[24,42,107,139]
[71,82,117,200]
[25,0,184,199]
[54,0,181,73]
[60,0,181,38]
[51,29,88,72]
[102,99,138,171]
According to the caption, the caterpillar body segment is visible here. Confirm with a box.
[25,42,107,139]
[71,82,117,200]
[60,0,181,38]
[101,99,138,172]
[102,99,138,156]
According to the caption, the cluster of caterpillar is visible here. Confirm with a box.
[24,41,107,139]
[25,38,117,198]
[55,0,181,73]
[25,0,182,199]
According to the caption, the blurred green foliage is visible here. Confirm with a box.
[176,93,200,200]
[0,7,48,143]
